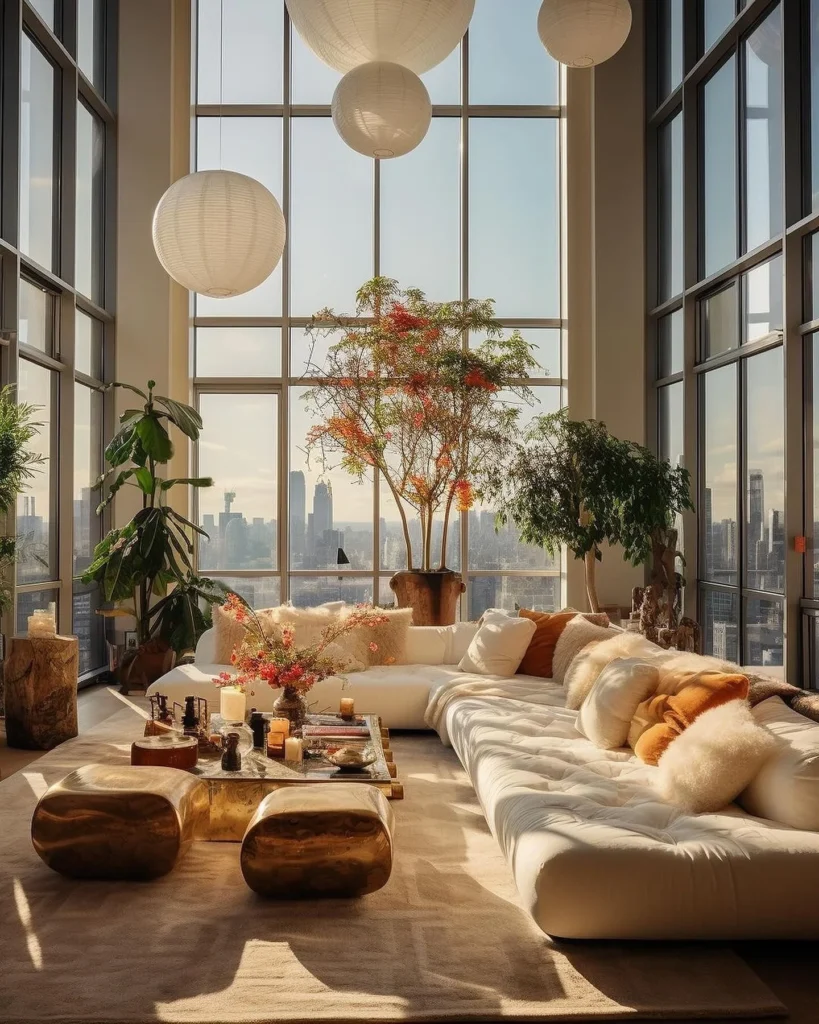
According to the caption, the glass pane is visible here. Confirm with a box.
[468,0,558,105]
[702,57,737,278]
[809,232,819,322]
[468,575,560,620]
[469,118,559,318]
[206,575,281,610]
[658,382,683,466]
[810,0,819,213]
[290,386,374,571]
[658,113,683,302]
[658,0,684,102]
[702,364,737,585]
[290,576,375,608]
[743,255,782,345]
[73,585,106,676]
[197,393,279,571]
[745,347,784,594]
[195,117,283,317]
[470,328,560,378]
[290,118,372,316]
[17,359,56,584]
[744,7,783,254]
[380,119,460,301]
[813,336,819,596]
[19,279,53,354]
[77,0,105,92]
[76,102,104,303]
[701,587,738,661]
[75,309,103,379]
[17,588,59,636]
[20,36,56,271]
[745,596,784,667]
[657,309,683,377]
[197,0,283,104]
[702,0,735,53]
[702,280,738,359]
[196,328,281,377]
[27,0,54,30]
[73,383,103,575]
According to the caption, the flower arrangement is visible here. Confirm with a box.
[302,277,538,572]
[213,594,389,706]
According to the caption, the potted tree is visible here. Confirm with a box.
[79,380,225,686]
[303,277,538,625]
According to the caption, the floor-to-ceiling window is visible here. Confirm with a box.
[191,0,565,618]
[646,0,809,678]
[4,0,116,681]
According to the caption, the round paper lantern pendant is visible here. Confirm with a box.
[152,170,286,297]
[537,0,632,68]
[287,0,474,74]
[332,62,432,159]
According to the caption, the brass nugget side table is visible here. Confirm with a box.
[4,634,79,750]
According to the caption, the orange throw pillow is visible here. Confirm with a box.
[517,610,576,678]
[633,671,750,766]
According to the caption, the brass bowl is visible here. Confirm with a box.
[326,745,376,772]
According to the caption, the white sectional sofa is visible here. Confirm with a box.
[147,621,819,940]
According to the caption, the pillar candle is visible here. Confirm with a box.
[284,736,303,762]
[340,697,355,718]
[267,718,290,739]
[219,687,246,723]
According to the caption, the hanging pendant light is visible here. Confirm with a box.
[537,0,632,68]
[286,0,474,74]
[332,61,432,159]
[151,0,286,297]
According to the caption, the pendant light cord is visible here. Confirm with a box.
[218,0,224,169]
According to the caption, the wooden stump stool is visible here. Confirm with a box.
[4,635,79,750]
[241,783,394,899]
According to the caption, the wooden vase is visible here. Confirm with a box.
[389,569,465,626]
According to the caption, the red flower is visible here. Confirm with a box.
[454,479,474,512]
[463,368,499,391]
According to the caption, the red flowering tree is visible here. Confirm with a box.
[302,278,539,571]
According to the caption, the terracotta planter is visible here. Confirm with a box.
[119,640,176,693]
[389,569,466,626]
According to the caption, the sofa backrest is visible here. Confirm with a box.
[196,627,217,664]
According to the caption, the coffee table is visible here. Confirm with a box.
[192,713,402,841]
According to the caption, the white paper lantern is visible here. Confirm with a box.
[152,170,286,297]
[537,0,632,68]
[286,0,474,74]
[332,61,432,159]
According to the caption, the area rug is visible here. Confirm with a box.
[0,704,784,1022]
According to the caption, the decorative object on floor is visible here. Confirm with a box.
[130,733,199,770]
[152,169,286,297]
[31,763,209,880]
[537,0,632,68]
[332,61,431,158]
[304,278,537,624]
[80,380,231,689]
[3,634,78,750]
[286,0,474,73]
[214,593,388,728]
[240,782,394,898]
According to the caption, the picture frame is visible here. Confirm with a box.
[124,630,139,653]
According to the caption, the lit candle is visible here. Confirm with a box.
[340,697,355,719]
[219,686,246,723]
[267,731,286,758]
[284,736,303,762]
[267,718,290,739]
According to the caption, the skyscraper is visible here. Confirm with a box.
[749,471,764,546]
[290,470,306,557]
[313,481,333,538]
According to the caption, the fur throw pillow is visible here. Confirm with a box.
[655,701,777,813]
[551,616,613,690]
[212,603,279,664]
[562,630,663,710]
[339,607,413,667]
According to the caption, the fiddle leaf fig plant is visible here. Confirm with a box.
[79,379,219,653]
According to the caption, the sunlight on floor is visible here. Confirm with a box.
[13,878,43,970]
[107,688,150,719]
[21,772,49,799]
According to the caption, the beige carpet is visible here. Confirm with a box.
[0,705,785,1022]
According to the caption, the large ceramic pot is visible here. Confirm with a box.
[389,569,466,626]
[118,639,176,693]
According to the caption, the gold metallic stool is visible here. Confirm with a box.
[240,782,394,899]
[31,764,209,880]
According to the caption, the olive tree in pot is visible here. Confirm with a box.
[79,380,228,686]
[303,277,537,625]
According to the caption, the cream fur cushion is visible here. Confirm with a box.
[340,607,413,667]
[212,603,281,664]
[562,631,663,710]
[459,611,537,677]
[655,701,777,813]
[551,617,613,689]
[576,658,661,750]
[653,651,739,696]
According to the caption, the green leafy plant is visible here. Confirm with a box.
[145,573,230,657]
[79,379,217,652]
[0,385,45,611]
[482,410,694,618]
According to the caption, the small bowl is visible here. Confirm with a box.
[326,744,377,772]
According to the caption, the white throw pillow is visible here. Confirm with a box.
[458,612,537,677]
[576,658,661,750]
[562,630,663,709]
[404,626,448,666]
[739,697,819,831]
[655,701,777,813]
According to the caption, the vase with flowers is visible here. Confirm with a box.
[303,277,538,625]
[213,593,388,729]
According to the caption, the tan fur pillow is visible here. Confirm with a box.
[562,630,665,710]
[551,615,613,687]
[340,607,413,667]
